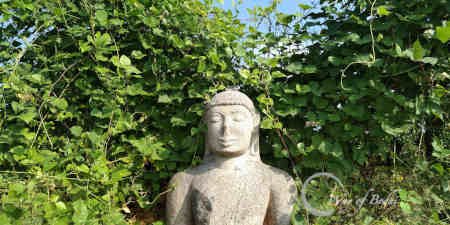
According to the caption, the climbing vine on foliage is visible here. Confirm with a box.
[0,0,449,224]
[239,0,449,224]
[1,0,245,224]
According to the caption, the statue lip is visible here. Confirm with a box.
[218,138,238,143]
[218,138,237,147]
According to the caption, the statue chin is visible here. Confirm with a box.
[211,147,248,158]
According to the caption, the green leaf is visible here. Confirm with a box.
[377,5,391,16]
[260,118,273,129]
[435,21,450,43]
[127,136,166,160]
[18,110,36,124]
[295,84,311,94]
[431,163,444,176]
[79,40,92,52]
[124,66,142,74]
[170,116,188,127]
[0,213,11,225]
[103,211,126,225]
[197,58,206,72]
[408,195,423,205]
[123,83,149,96]
[294,143,305,156]
[381,122,411,136]
[432,138,449,160]
[111,55,120,66]
[90,107,114,119]
[72,200,88,225]
[96,10,108,26]
[26,74,45,84]
[131,50,146,59]
[119,55,131,66]
[328,56,343,66]
[286,62,317,74]
[208,50,220,65]
[400,202,412,214]
[256,94,274,106]
[343,104,365,119]
[330,143,343,158]
[111,168,131,182]
[112,55,141,74]
[76,164,90,173]
[271,71,285,78]
[260,117,282,129]
[412,39,425,60]
[302,65,317,74]
[70,126,83,137]
[286,62,302,74]
[298,3,312,10]
[421,57,438,65]
[353,148,368,165]
[398,189,408,201]
[9,183,26,194]
[55,202,67,211]
[94,32,111,47]
[277,14,294,25]
[50,98,68,110]
[86,131,103,146]
[158,94,172,103]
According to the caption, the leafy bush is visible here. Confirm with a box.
[1,0,244,223]
[0,0,448,224]
[241,0,449,224]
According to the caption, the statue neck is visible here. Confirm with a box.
[209,152,257,170]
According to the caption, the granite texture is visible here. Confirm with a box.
[166,89,297,225]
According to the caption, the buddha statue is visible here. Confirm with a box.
[166,89,297,225]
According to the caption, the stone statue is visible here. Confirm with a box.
[166,89,297,225]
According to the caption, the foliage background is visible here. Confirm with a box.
[0,0,449,224]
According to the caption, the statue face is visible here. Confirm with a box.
[205,105,254,157]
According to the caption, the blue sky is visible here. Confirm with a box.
[217,0,317,32]
[219,0,313,16]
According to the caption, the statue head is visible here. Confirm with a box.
[203,88,261,160]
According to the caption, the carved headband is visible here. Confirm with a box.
[204,88,256,114]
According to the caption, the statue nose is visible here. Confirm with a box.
[221,117,233,136]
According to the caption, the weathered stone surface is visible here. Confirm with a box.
[166,89,297,225]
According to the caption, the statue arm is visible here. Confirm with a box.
[267,169,298,225]
[166,171,194,225]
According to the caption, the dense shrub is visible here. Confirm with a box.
[1,0,244,223]
[0,0,448,224]
[241,0,449,224]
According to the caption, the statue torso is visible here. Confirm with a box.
[189,161,271,225]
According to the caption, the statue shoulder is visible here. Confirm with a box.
[168,170,194,188]
[168,164,209,185]
[262,164,296,186]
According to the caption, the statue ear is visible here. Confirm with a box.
[250,111,261,159]
[253,111,260,128]
[201,117,212,160]
[201,109,208,124]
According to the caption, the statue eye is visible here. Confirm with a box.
[209,115,222,123]
[233,114,245,122]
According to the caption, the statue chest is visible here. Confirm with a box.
[190,169,271,225]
